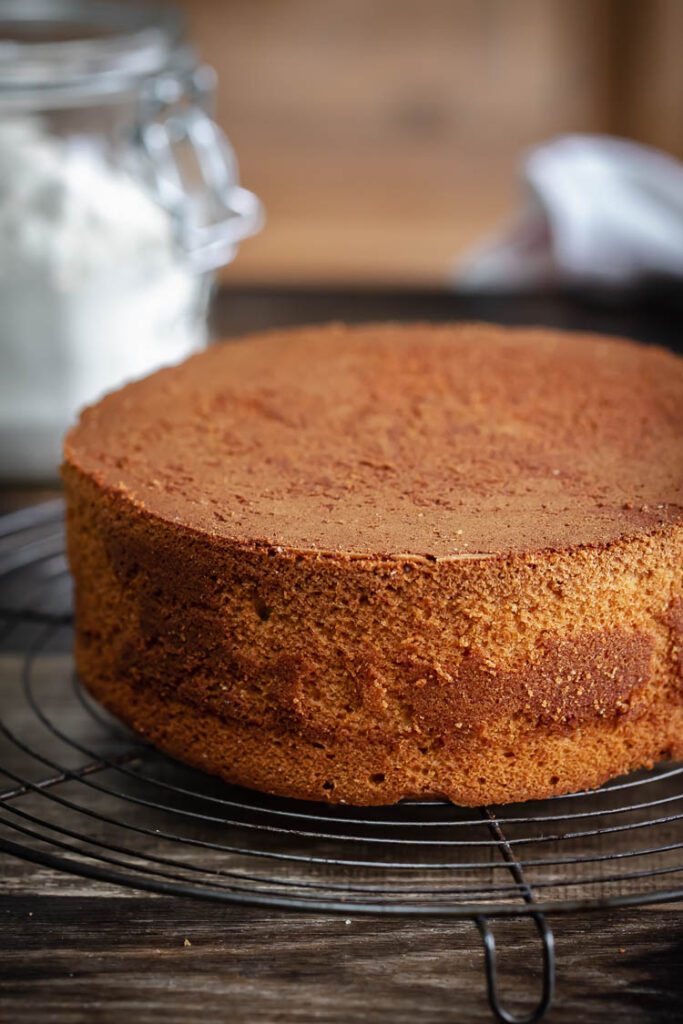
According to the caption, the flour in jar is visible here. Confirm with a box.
[0,118,208,479]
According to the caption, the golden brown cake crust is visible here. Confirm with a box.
[62,323,683,805]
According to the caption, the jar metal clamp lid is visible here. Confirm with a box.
[0,0,263,272]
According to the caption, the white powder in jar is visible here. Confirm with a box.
[0,118,208,479]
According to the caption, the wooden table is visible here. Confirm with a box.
[1,289,681,1023]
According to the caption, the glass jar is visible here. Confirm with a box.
[0,0,262,479]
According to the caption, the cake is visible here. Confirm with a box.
[62,322,683,806]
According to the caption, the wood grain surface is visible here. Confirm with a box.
[0,892,681,1023]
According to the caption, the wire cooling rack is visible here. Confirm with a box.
[0,501,681,1024]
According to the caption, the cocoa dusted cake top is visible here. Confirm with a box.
[64,322,683,558]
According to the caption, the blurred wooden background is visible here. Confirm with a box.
[175,0,683,287]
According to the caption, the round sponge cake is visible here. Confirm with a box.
[62,322,683,805]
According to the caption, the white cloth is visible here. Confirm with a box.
[454,134,683,291]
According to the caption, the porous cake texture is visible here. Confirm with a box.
[63,323,683,805]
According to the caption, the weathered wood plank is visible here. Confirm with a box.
[0,895,681,1023]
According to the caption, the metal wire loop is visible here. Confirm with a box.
[476,915,555,1024]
